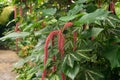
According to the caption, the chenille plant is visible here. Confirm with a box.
[1,0,120,80]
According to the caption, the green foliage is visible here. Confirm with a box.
[1,0,120,80]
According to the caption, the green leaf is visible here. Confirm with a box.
[0,32,30,40]
[67,55,74,68]
[81,27,103,38]
[23,20,42,31]
[64,63,79,80]
[62,55,68,68]
[13,59,25,68]
[76,0,87,3]
[87,70,104,78]
[77,52,90,60]
[42,8,57,16]
[78,49,92,52]
[103,45,120,68]
[77,9,109,25]
[67,4,83,16]
[70,53,79,61]
[50,74,60,80]
[59,15,77,22]
[91,28,104,37]
[115,2,120,18]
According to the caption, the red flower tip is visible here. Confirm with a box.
[91,36,95,41]
[63,22,73,30]
[108,1,115,14]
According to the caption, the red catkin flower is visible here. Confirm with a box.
[14,5,20,52]
[91,36,95,41]
[14,5,17,19]
[42,69,46,80]
[20,6,23,17]
[63,22,73,30]
[42,31,58,80]
[73,32,77,51]
[30,3,32,13]
[108,1,115,14]
[98,0,101,8]
[62,73,66,80]
[52,37,57,72]
[58,30,65,57]
[15,23,19,32]
[44,30,59,64]
[43,30,65,80]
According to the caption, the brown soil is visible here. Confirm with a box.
[0,50,20,80]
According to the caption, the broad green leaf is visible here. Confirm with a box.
[103,45,120,68]
[42,8,57,16]
[65,63,79,80]
[59,15,77,22]
[86,3,97,13]
[91,28,104,37]
[81,27,103,38]
[77,9,109,25]
[0,32,30,40]
[67,4,83,16]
